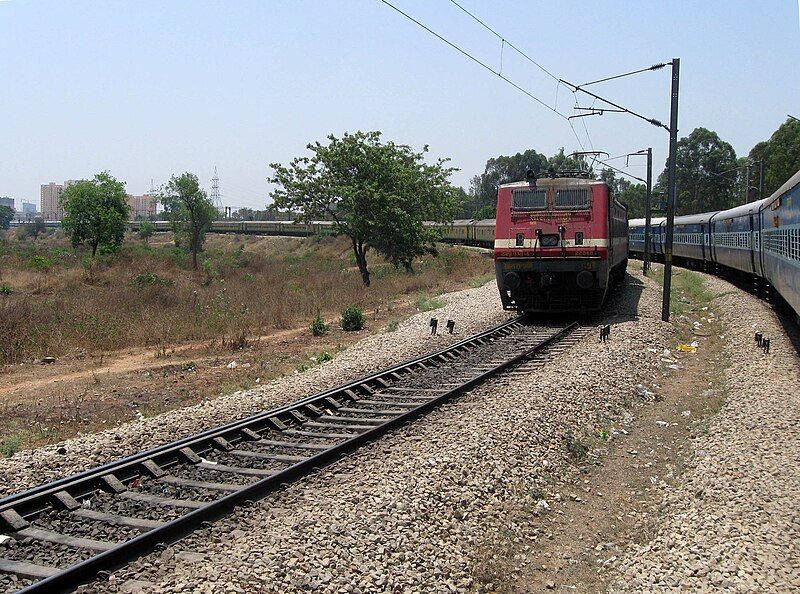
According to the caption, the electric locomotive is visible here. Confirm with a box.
[494,171,628,313]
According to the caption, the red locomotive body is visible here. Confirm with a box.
[494,175,628,313]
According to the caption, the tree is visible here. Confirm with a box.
[468,149,549,215]
[18,218,46,240]
[0,206,13,230]
[465,148,590,218]
[269,131,459,286]
[655,127,739,215]
[750,118,800,197]
[61,172,129,257]
[138,220,155,242]
[160,172,218,270]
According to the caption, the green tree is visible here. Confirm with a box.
[655,127,740,215]
[18,218,46,240]
[465,148,589,218]
[617,183,648,218]
[468,149,549,215]
[160,172,218,270]
[138,220,155,242]
[0,206,13,230]
[269,131,459,286]
[61,172,130,257]
[750,118,800,197]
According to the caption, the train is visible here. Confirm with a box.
[119,218,500,244]
[629,168,800,322]
[492,173,629,313]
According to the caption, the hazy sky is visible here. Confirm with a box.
[1,0,798,209]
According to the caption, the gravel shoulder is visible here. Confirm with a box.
[73,271,677,593]
[0,281,510,498]
[608,273,800,593]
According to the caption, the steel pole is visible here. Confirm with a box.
[758,159,765,200]
[661,58,680,322]
[643,147,653,275]
[743,164,750,202]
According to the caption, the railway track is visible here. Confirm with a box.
[0,317,582,594]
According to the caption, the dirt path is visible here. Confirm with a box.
[521,327,726,592]
[0,328,304,400]
[0,297,424,453]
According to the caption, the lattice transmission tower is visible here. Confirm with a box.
[210,167,223,212]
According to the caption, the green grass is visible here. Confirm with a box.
[413,293,444,311]
[469,273,495,288]
[0,433,24,457]
[651,266,714,315]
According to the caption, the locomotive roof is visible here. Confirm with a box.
[500,177,604,189]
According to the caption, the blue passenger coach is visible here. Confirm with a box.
[760,170,800,318]
[627,168,800,323]
[711,199,770,276]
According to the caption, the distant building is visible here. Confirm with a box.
[22,201,36,215]
[127,194,157,219]
[41,183,64,220]
[0,196,13,210]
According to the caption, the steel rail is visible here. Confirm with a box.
[0,316,524,515]
[4,318,577,593]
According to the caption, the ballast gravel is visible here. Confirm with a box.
[0,282,510,498]
[609,274,800,593]
[74,272,676,593]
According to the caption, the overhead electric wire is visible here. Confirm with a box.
[378,0,585,149]
[597,160,646,184]
[579,63,668,88]
[448,0,559,82]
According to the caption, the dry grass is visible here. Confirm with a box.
[0,230,493,363]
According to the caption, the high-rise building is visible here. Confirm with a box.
[0,196,13,210]
[41,183,64,220]
[127,194,157,219]
[21,201,37,219]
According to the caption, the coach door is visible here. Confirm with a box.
[700,223,706,262]
[748,214,756,273]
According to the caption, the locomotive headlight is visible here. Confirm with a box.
[576,270,594,289]
[503,271,521,290]
[575,232,584,245]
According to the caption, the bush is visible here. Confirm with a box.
[130,271,174,286]
[28,255,54,272]
[386,320,399,332]
[315,350,333,363]
[138,221,155,242]
[341,306,364,331]
[0,284,12,296]
[310,313,330,336]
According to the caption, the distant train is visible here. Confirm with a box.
[492,174,628,313]
[629,169,800,322]
[119,218,499,244]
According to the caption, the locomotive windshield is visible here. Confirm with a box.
[512,189,547,211]
[554,188,590,209]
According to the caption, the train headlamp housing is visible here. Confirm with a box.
[539,234,559,247]
[575,232,584,245]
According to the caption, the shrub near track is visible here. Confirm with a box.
[0,232,492,363]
